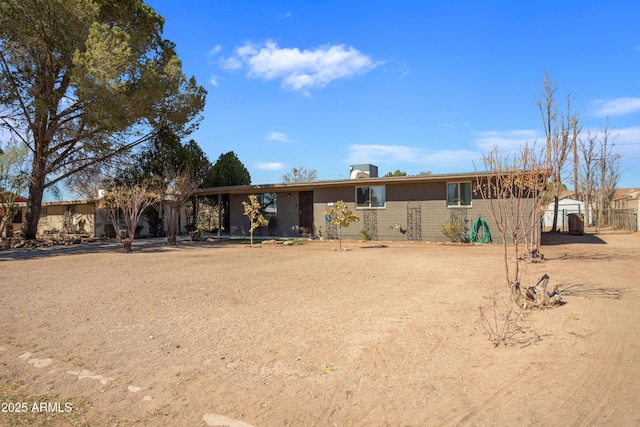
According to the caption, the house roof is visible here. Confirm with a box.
[193,171,487,196]
[41,199,95,207]
[612,188,639,201]
[0,192,28,204]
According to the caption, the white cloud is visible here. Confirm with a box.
[266,132,291,143]
[347,131,546,173]
[590,97,640,117]
[255,162,285,170]
[615,126,640,144]
[222,39,380,93]
[209,45,222,56]
[347,144,481,169]
[473,129,540,152]
[209,75,220,87]
[220,56,243,70]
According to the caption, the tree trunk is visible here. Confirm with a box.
[511,274,562,308]
[551,195,560,232]
[22,160,47,240]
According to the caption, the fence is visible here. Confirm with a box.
[602,208,638,232]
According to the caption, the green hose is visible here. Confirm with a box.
[469,217,492,243]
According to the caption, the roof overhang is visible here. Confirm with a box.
[193,171,488,196]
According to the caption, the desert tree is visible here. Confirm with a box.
[538,71,580,232]
[476,144,561,345]
[242,194,268,245]
[0,140,29,240]
[101,181,161,252]
[0,0,206,239]
[323,200,359,250]
[282,166,318,183]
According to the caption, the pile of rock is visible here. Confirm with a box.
[6,236,85,249]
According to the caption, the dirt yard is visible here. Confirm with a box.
[1,232,639,426]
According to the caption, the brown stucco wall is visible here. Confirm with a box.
[221,177,535,243]
[230,191,307,237]
[313,180,516,243]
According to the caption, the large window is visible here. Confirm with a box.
[356,185,386,208]
[447,182,472,207]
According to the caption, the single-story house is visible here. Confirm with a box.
[194,165,539,243]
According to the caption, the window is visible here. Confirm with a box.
[257,193,277,216]
[12,208,23,224]
[356,185,386,208]
[447,182,472,207]
[40,207,48,221]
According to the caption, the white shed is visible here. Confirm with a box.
[542,198,592,229]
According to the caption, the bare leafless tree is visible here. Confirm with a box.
[475,143,560,345]
[157,170,200,245]
[538,72,580,232]
[577,120,620,229]
[578,131,598,226]
[101,181,161,252]
[282,166,318,183]
[595,121,621,228]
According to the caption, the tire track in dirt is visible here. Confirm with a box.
[455,365,532,426]
[558,298,639,425]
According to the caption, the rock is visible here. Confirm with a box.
[283,241,293,246]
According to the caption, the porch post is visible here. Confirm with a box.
[217,193,221,238]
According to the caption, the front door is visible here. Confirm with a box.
[298,191,313,234]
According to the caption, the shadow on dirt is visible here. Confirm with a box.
[0,239,228,261]
[560,284,627,300]
[556,252,631,261]
[541,232,606,246]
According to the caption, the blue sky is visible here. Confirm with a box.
[149,0,640,188]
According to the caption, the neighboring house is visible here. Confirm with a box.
[37,199,101,237]
[0,193,28,236]
[610,188,639,232]
[10,198,191,239]
[37,198,191,238]
[194,165,537,243]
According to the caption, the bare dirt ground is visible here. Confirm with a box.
[1,231,639,426]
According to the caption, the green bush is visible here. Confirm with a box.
[440,222,467,243]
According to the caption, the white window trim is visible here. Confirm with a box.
[446,181,473,208]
